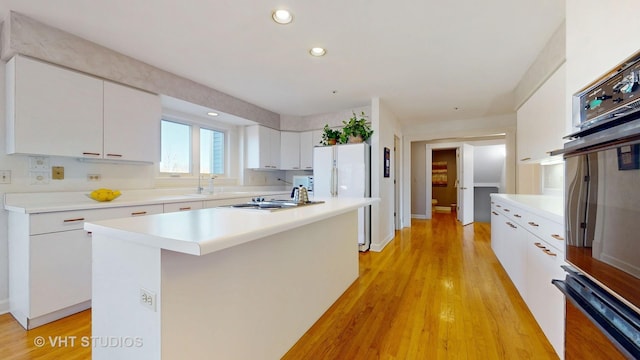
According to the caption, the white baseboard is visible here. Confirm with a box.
[370,232,394,252]
[435,206,452,213]
[411,214,427,219]
[0,298,9,315]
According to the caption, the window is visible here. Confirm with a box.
[160,119,226,176]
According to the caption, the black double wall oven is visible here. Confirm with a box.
[554,51,640,359]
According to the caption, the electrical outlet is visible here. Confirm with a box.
[52,166,64,180]
[30,171,49,185]
[140,288,156,311]
[87,174,101,181]
[0,170,11,184]
[29,156,49,170]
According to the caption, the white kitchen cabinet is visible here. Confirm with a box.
[6,55,103,157]
[246,125,280,169]
[280,131,301,170]
[6,55,161,162]
[163,201,204,213]
[517,63,567,162]
[299,131,314,170]
[490,195,565,359]
[103,81,161,162]
[8,204,163,329]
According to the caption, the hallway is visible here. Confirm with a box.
[284,213,557,359]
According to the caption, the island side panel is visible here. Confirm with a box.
[92,234,162,360]
[161,210,359,360]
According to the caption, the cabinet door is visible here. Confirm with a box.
[503,220,528,298]
[7,56,103,157]
[280,132,301,169]
[516,63,566,162]
[269,128,281,169]
[490,206,504,261]
[526,233,566,358]
[30,230,92,318]
[299,131,314,170]
[246,125,278,169]
[103,81,161,162]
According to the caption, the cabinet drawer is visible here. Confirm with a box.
[164,201,203,213]
[522,214,565,253]
[30,204,164,235]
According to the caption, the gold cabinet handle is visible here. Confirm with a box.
[106,153,123,157]
[179,207,192,211]
[534,242,546,249]
[506,222,517,229]
[528,221,539,227]
[491,211,499,216]
[551,234,564,241]
[520,157,531,161]
[543,249,557,257]
[496,204,502,208]
[514,214,522,218]
[82,152,100,156]
[63,217,85,223]
[504,208,510,212]
[131,211,148,216]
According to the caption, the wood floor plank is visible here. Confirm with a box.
[0,213,558,359]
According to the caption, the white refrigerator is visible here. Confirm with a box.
[313,143,371,250]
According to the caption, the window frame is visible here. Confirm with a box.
[158,115,228,178]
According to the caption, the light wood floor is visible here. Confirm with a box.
[0,213,557,359]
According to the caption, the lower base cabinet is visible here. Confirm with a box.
[490,196,565,359]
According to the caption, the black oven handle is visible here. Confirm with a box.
[553,272,640,359]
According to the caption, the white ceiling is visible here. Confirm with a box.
[0,1,565,127]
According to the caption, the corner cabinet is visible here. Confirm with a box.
[246,125,280,169]
[6,55,160,162]
[490,195,566,359]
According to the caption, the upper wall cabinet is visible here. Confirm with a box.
[299,131,314,170]
[517,63,567,162]
[246,125,280,169]
[280,131,301,170]
[6,55,103,158]
[103,81,160,162]
[6,55,161,162]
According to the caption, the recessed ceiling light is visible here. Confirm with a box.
[207,112,219,117]
[272,9,293,24]
[309,47,326,57]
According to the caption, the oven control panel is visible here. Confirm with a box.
[577,53,640,129]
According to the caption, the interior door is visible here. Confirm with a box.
[458,144,474,225]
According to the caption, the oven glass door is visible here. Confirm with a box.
[565,138,640,312]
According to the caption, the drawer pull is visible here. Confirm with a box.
[131,211,148,216]
[82,152,100,156]
[496,204,502,208]
[179,207,192,211]
[504,208,510,212]
[506,222,517,229]
[514,214,522,218]
[528,221,540,227]
[106,153,123,158]
[534,242,546,249]
[551,234,564,241]
[492,211,499,216]
[520,157,531,161]
[543,249,557,257]
[63,217,85,223]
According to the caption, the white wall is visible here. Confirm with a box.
[369,98,402,252]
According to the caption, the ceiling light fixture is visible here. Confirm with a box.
[272,9,293,24]
[309,47,326,57]
[207,112,219,117]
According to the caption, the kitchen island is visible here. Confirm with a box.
[84,197,377,360]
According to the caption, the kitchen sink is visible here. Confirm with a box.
[226,200,325,211]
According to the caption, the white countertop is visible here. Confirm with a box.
[85,197,378,256]
[490,193,563,223]
[3,188,290,214]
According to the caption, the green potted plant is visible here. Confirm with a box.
[320,124,342,145]
[340,111,373,144]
